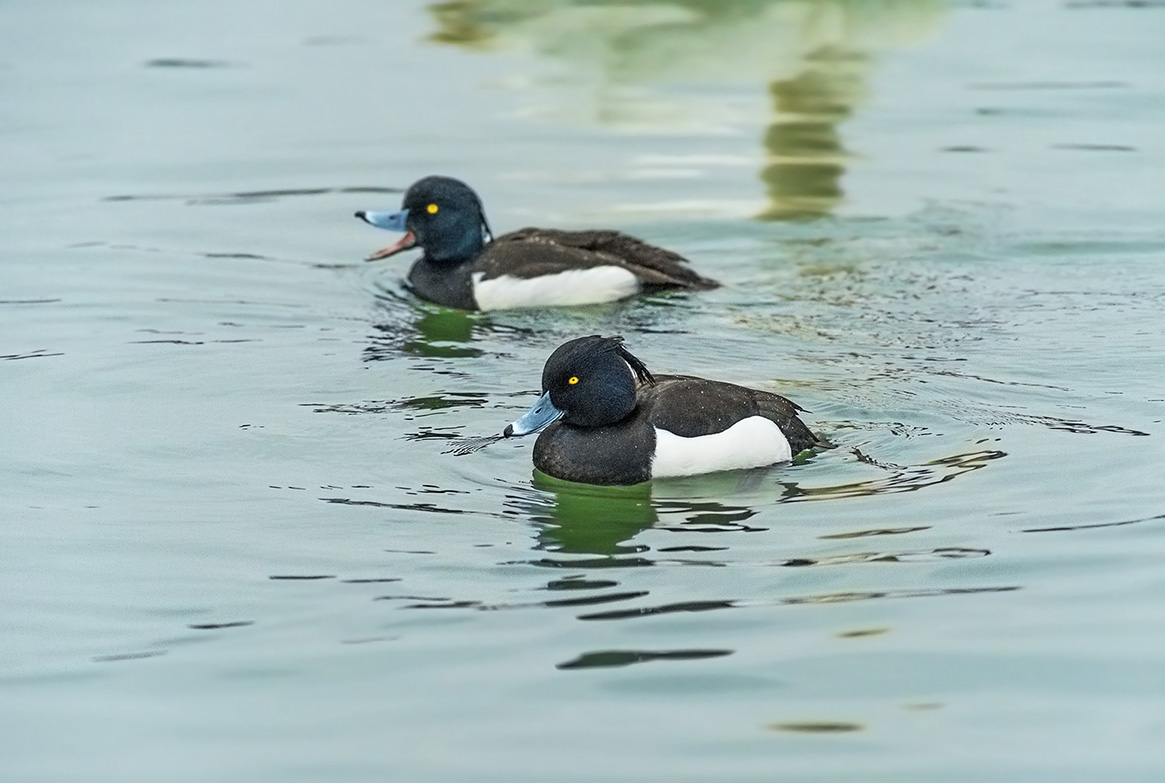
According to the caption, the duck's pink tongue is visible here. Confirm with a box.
[365,230,417,261]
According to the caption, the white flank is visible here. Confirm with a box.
[471,267,639,311]
[650,416,793,478]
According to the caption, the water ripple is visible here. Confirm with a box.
[1023,512,1165,534]
[557,649,733,670]
[104,185,400,205]
[578,585,1019,621]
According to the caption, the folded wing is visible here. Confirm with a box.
[477,228,719,290]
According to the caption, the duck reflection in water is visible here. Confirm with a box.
[499,442,1008,563]
[528,474,657,558]
[517,470,767,559]
[365,292,490,361]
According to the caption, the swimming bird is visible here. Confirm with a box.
[355,176,718,310]
[503,336,823,485]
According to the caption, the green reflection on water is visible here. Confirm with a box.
[406,307,481,357]
[760,47,862,220]
[532,471,657,555]
[514,444,1008,562]
[526,469,779,556]
[425,0,943,219]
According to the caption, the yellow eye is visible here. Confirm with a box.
[568,376,579,385]
[426,203,439,214]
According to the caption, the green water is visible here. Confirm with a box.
[3,1,1165,781]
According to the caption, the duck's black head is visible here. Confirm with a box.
[505,336,656,436]
[356,175,494,264]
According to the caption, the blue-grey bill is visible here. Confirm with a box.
[504,392,563,437]
[357,209,408,232]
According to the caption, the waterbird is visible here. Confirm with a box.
[355,176,718,310]
[502,336,824,485]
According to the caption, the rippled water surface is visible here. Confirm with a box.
[4,1,1165,781]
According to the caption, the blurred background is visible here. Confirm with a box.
[4,1,1165,781]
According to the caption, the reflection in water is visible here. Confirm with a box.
[761,47,860,219]
[304,391,492,416]
[821,525,929,539]
[778,448,1007,501]
[305,388,501,448]
[92,650,168,664]
[362,276,704,370]
[780,547,989,566]
[366,294,488,360]
[1023,512,1165,535]
[659,510,765,533]
[427,0,943,217]
[519,470,783,558]
[524,474,658,556]
[306,419,1010,643]
[104,185,398,206]
[505,444,1003,560]
[306,442,1014,672]
[576,585,1019,621]
[556,648,733,670]
[770,721,863,734]
[408,308,478,354]
[363,291,563,364]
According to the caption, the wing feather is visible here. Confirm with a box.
[477,229,718,290]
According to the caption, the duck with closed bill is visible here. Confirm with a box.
[355,176,718,311]
[503,336,825,486]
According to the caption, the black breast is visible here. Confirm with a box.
[406,257,477,310]
[532,418,657,486]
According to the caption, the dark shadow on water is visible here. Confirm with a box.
[144,58,236,69]
[302,391,494,416]
[92,650,167,663]
[576,585,1019,621]
[557,648,733,670]
[770,721,864,734]
[3,349,65,361]
[1023,512,1165,534]
[104,185,400,206]
[302,364,532,452]
[319,495,507,519]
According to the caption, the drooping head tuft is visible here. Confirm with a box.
[610,338,655,387]
[537,336,653,428]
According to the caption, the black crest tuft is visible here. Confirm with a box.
[606,336,655,387]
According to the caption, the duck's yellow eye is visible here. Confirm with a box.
[568,376,579,385]
[426,203,439,214]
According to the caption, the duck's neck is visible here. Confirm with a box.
[425,225,488,265]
